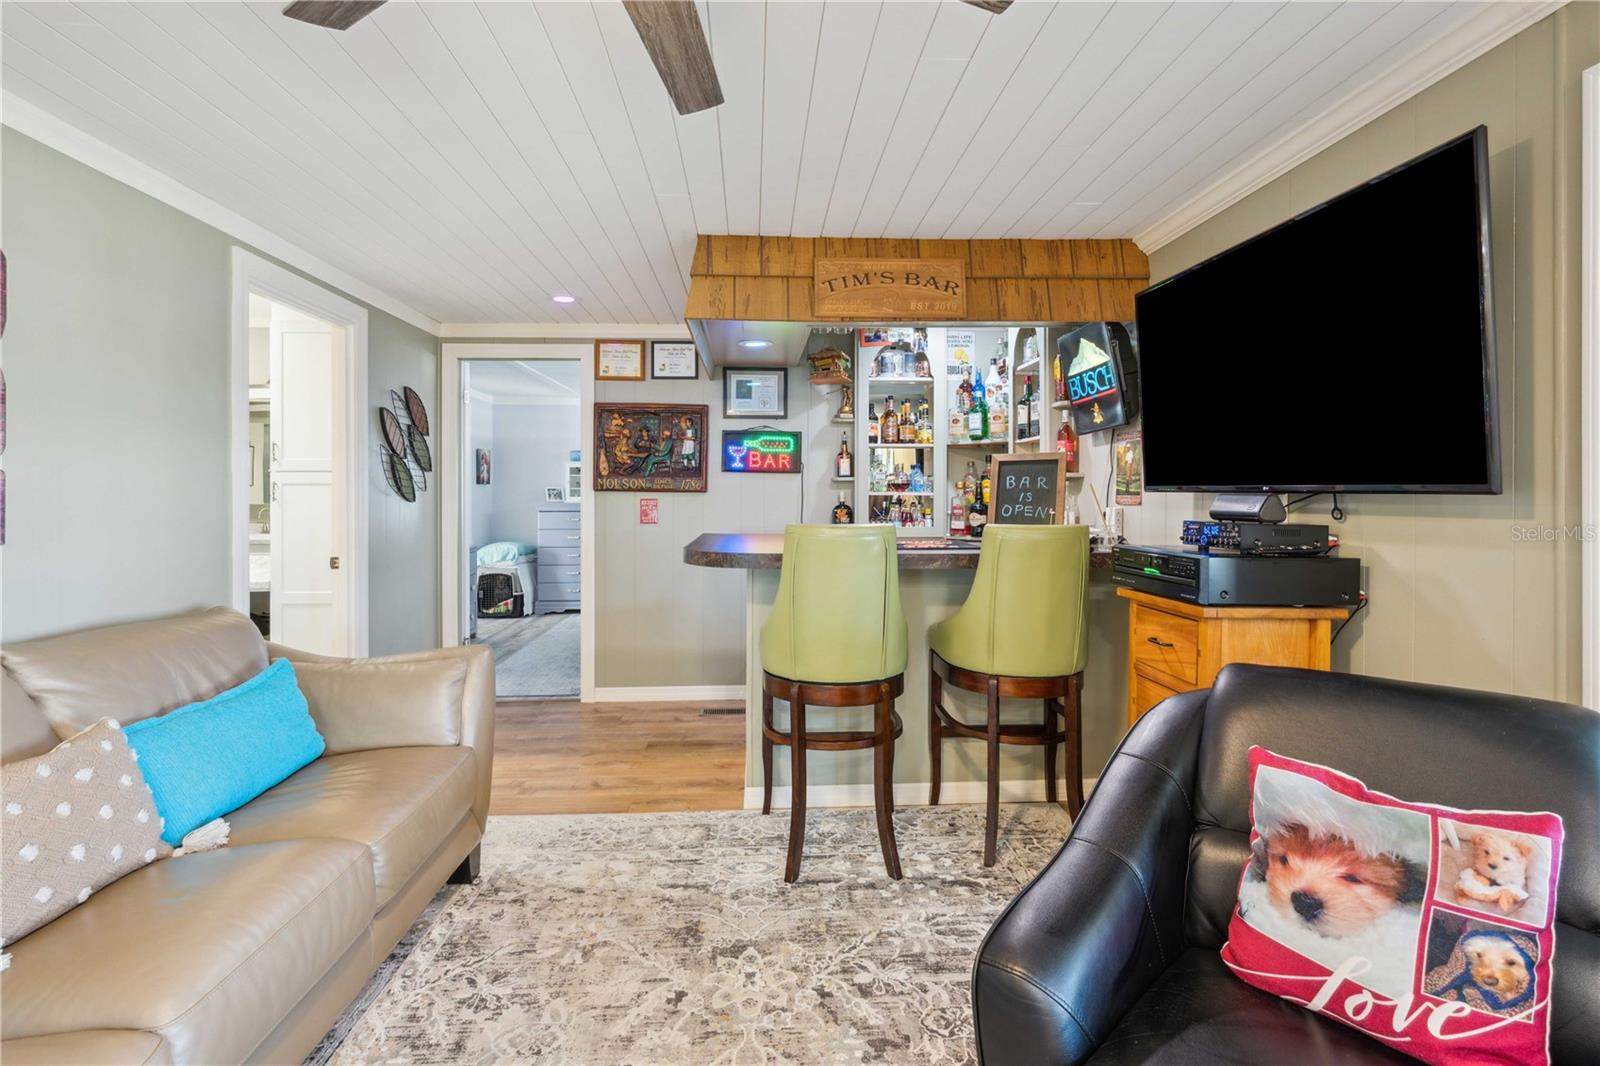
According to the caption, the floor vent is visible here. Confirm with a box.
[700,707,743,716]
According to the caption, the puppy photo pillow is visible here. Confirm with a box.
[1221,747,1563,1066]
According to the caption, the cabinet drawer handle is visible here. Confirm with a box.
[1146,636,1175,649]
[567,570,580,576]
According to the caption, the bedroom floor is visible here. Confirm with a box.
[472,612,580,698]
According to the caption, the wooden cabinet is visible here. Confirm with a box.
[1118,588,1349,727]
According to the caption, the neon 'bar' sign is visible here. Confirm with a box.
[721,430,802,473]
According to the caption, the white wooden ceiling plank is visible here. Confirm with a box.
[820,0,941,236]
[189,1,550,320]
[1086,0,1437,237]
[482,1,677,321]
[328,10,594,322]
[418,1,657,322]
[757,1,825,237]
[1005,1,1281,238]
[1034,1,1343,236]
[705,0,767,236]
[934,1,1177,238]
[879,0,1058,236]
[2,7,491,322]
[84,0,516,323]
[916,1,1147,238]
[788,0,882,236]
[850,0,1002,236]
[1,35,481,322]
[238,3,587,322]
[381,1,640,322]
[528,0,689,310]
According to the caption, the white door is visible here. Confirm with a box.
[269,307,348,655]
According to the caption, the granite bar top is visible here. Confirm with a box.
[683,533,982,570]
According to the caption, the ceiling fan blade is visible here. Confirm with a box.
[282,1,386,31]
[961,1,1014,13]
[622,0,724,116]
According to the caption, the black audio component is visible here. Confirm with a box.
[1210,493,1288,523]
[1112,544,1360,607]
[1180,520,1331,555]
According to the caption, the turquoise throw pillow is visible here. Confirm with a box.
[124,659,325,845]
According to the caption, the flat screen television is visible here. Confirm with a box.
[1135,126,1500,494]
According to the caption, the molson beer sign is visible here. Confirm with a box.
[812,258,966,320]
[1058,322,1140,436]
[721,430,802,473]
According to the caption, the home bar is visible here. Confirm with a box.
[677,235,1353,878]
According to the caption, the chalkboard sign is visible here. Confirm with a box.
[990,453,1068,525]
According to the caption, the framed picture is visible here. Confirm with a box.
[544,487,565,502]
[723,366,787,419]
[651,340,699,380]
[475,449,491,485]
[595,339,646,381]
[594,403,708,492]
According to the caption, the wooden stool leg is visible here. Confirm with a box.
[1043,695,1059,806]
[984,675,1000,867]
[873,682,903,880]
[761,687,774,816]
[928,660,943,806]
[785,686,807,883]
[1065,675,1085,819]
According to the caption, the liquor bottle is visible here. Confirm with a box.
[967,496,988,538]
[981,456,993,507]
[836,433,853,479]
[968,373,989,442]
[901,400,912,432]
[921,500,934,527]
[963,461,978,508]
[831,493,854,525]
[882,396,897,444]
[989,393,1008,440]
[995,336,1009,386]
[949,494,966,537]
[958,367,974,414]
[1058,418,1079,472]
[917,400,933,444]
[947,398,965,441]
[868,403,879,444]
[1017,384,1032,440]
[987,348,1004,396]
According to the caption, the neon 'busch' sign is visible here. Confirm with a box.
[721,430,802,473]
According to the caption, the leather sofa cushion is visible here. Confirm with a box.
[225,747,475,909]
[0,839,372,1065]
[291,655,467,755]
[1086,949,1413,1064]
[1,608,267,739]
[0,1030,171,1065]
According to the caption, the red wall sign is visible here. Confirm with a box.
[639,498,659,524]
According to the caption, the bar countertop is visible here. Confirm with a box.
[683,532,981,570]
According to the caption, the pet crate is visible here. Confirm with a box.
[477,571,524,618]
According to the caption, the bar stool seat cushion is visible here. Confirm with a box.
[760,526,907,685]
[929,525,1090,679]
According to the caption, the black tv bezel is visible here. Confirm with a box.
[1135,125,1501,495]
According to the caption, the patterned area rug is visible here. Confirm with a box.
[308,804,1070,1065]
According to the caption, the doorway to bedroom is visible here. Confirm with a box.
[463,358,582,698]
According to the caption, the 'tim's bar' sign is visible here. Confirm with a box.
[721,430,802,474]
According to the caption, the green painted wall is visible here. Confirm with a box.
[0,127,441,654]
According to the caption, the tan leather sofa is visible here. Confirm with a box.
[0,608,494,1065]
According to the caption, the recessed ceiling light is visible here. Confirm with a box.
[737,339,773,349]
[551,293,578,304]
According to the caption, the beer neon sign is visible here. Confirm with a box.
[721,430,802,473]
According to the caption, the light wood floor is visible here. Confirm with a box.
[489,699,747,815]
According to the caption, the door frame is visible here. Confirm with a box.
[1583,63,1599,710]
[440,342,594,697]
[229,247,370,656]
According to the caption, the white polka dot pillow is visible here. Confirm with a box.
[1,718,171,948]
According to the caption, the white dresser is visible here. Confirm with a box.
[535,502,581,614]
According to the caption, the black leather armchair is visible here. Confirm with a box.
[972,664,1599,1064]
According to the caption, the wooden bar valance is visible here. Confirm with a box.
[685,236,1149,323]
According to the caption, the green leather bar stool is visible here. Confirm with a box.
[760,525,908,883]
[928,524,1090,866]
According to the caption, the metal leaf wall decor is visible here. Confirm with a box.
[378,387,430,501]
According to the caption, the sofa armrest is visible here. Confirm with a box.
[269,643,496,831]
[972,688,1207,1065]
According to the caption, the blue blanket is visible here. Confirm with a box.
[477,542,536,566]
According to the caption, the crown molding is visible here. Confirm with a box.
[440,323,691,340]
[3,92,442,336]
[1133,1,1568,254]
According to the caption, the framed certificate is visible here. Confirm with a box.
[723,366,788,419]
[651,340,699,380]
[595,339,645,381]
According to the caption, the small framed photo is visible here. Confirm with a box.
[544,487,565,502]
[724,366,787,419]
[595,339,646,381]
[651,340,699,380]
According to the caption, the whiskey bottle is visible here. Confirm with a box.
[836,433,853,479]
[868,403,879,444]
[831,492,854,525]
[882,396,897,444]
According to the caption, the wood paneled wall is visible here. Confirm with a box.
[685,236,1149,322]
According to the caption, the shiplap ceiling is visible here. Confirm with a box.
[2,1,1522,324]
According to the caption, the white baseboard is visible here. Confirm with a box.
[744,777,1099,810]
[589,685,746,703]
